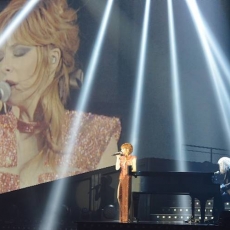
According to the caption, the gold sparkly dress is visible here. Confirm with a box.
[0,110,121,193]
[118,155,136,223]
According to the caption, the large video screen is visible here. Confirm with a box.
[0,0,122,194]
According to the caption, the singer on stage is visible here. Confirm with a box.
[115,143,136,223]
[0,0,121,193]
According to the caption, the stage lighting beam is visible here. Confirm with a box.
[0,0,40,47]
[168,0,186,170]
[39,1,114,229]
[128,0,151,154]
[185,0,230,149]
[187,1,230,85]
[62,0,114,167]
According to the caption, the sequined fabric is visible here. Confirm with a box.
[0,172,19,193]
[118,155,136,223]
[0,112,17,168]
[0,111,121,193]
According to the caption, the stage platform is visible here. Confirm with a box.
[76,221,227,230]
[0,220,228,230]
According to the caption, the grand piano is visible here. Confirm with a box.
[130,169,221,223]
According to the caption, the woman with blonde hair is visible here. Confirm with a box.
[115,143,136,223]
[0,0,121,193]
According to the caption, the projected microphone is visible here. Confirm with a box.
[0,81,11,102]
[112,151,123,156]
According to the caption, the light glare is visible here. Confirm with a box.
[0,0,40,47]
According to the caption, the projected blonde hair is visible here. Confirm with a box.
[0,0,80,161]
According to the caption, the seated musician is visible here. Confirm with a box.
[218,157,230,202]
[212,157,230,222]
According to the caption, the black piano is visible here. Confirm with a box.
[130,170,220,223]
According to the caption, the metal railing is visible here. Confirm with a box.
[185,144,229,163]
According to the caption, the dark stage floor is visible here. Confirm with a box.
[76,221,227,230]
[1,220,229,230]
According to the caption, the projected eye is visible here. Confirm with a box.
[0,51,4,62]
[13,47,31,57]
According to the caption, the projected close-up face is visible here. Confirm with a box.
[0,38,39,106]
[0,0,121,194]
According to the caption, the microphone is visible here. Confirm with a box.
[112,151,123,156]
[0,82,11,102]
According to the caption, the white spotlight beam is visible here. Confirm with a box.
[128,0,151,153]
[168,0,186,169]
[0,0,40,47]
[185,0,230,149]
[39,1,114,229]
[63,0,114,166]
[185,0,230,89]
[201,14,230,86]
[186,0,230,85]
[61,0,114,176]
[76,0,114,113]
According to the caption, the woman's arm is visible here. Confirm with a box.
[132,157,137,172]
[115,155,120,170]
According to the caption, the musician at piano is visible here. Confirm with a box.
[217,157,230,201]
[0,0,121,194]
[212,157,230,222]
[115,143,137,223]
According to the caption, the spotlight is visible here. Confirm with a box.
[128,0,150,153]
[39,1,114,229]
[167,0,186,168]
[185,0,230,148]
[0,0,40,47]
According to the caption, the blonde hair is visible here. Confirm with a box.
[218,157,230,174]
[0,0,80,162]
[121,143,133,154]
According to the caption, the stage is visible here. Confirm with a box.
[76,221,224,230]
[0,163,229,230]
[0,221,228,230]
